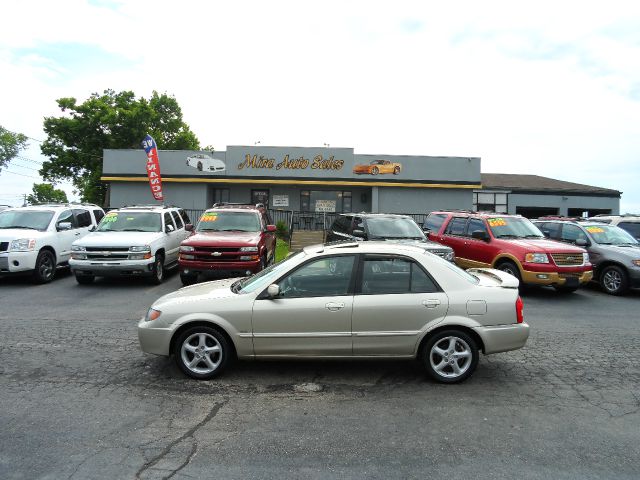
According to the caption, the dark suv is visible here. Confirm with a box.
[326,213,455,262]
[178,203,276,285]
[533,218,640,295]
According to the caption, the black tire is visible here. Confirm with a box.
[371,166,379,175]
[600,265,629,296]
[496,261,522,283]
[75,273,95,285]
[31,250,56,284]
[180,271,198,286]
[149,254,164,285]
[259,254,267,271]
[197,161,203,172]
[174,326,231,380]
[422,330,479,384]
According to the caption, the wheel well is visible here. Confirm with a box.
[417,325,486,357]
[595,261,627,277]
[169,321,238,360]
[39,246,57,263]
[494,257,517,269]
[155,249,165,260]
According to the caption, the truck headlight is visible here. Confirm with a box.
[444,251,455,262]
[180,245,195,252]
[525,253,549,263]
[10,239,36,251]
[130,245,151,252]
[240,246,258,252]
[72,245,86,252]
[583,253,590,264]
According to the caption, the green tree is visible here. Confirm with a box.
[40,89,200,205]
[0,125,29,173]
[26,183,69,204]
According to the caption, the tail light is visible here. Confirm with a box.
[516,296,524,323]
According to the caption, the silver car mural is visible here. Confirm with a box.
[185,153,226,173]
[138,242,529,383]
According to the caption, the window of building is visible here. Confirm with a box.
[473,192,508,213]
[251,189,269,207]
[300,190,353,213]
[211,188,230,205]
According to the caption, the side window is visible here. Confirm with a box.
[179,209,191,225]
[444,217,467,236]
[164,212,175,231]
[171,211,184,229]
[560,224,587,243]
[93,209,105,224]
[423,213,447,232]
[277,255,355,298]
[466,218,487,238]
[361,256,438,294]
[618,222,640,239]
[57,210,76,229]
[73,209,92,228]
[540,222,561,239]
[353,216,364,233]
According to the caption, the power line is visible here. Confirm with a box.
[0,169,41,179]
[14,154,45,165]
[9,161,40,172]
[3,128,44,143]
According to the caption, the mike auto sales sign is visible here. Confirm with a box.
[141,134,164,201]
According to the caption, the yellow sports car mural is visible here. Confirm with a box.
[353,159,402,175]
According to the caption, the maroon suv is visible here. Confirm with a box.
[178,203,276,285]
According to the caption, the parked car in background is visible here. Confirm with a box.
[533,218,640,295]
[139,242,529,383]
[326,213,455,262]
[186,153,226,173]
[353,159,402,175]
[589,214,640,242]
[423,211,592,292]
[0,203,104,283]
[178,203,276,285]
[70,205,191,284]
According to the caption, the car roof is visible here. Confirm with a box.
[304,241,430,256]
[3,204,98,212]
[337,213,412,219]
[431,210,524,219]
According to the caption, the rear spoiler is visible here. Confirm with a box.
[467,268,520,289]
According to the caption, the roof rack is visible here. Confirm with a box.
[29,202,101,208]
[211,202,265,209]
[120,204,176,210]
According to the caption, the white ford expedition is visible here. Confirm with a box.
[69,205,192,284]
[0,204,105,283]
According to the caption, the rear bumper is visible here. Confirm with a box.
[473,322,530,354]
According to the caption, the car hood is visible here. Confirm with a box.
[502,238,586,253]
[184,231,261,247]
[0,228,51,241]
[154,277,240,307]
[596,243,640,256]
[74,231,164,247]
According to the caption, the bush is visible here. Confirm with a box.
[276,220,289,240]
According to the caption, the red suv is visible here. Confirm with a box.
[424,211,593,292]
[179,203,276,285]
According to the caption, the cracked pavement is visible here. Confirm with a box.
[0,270,639,479]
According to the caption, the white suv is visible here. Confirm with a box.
[0,204,105,283]
[70,205,192,284]
[590,215,640,242]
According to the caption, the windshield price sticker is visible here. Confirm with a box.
[488,218,507,227]
[585,226,605,233]
[201,213,218,222]
[103,213,118,223]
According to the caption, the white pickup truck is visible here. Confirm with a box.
[69,205,192,284]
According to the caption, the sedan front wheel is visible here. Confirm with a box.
[422,330,479,383]
[175,326,230,380]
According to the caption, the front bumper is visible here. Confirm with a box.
[0,251,38,274]
[70,257,156,277]
[179,258,262,275]
[520,267,593,287]
[474,322,530,355]
[627,267,640,289]
[138,318,173,356]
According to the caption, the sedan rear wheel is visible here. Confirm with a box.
[175,326,230,379]
[423,330,479,383]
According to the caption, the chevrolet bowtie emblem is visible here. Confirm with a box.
[211,252,222,256]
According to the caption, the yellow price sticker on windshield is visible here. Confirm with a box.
[105,212,118,217]
[488,218,507,227]
[201,213,218,222]
[586,226,604,233]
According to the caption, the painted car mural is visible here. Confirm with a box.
[353,159,402,175]
[186,154,226,173]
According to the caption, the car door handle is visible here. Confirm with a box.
[75,232,81,236]
[422,299,441,308]
[325,302,345,311]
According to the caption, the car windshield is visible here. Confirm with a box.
[234,251,307,294]
[197,211,261,232]
[96,212,161,232]
[366,217,425,240]
[486,217,544,238]
[583,224,638,245]
[0,210,54,231]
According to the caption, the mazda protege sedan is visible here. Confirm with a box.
[138,242,529,384]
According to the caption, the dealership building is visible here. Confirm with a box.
[102,145,620,220]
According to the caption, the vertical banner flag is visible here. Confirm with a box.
[141,134,164,201]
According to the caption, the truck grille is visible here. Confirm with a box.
[551,253,583,266]
[191,247,246,263]
[85,246,130,261]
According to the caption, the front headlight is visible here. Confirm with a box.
[180,245,195,252]
[632,260,640,267]
[240,246,259,252]
[72,245,86,252]
[583,252,590,264]
[145,308,162,322]
[130,245,151,252]
[525,252,549,263]
[444,251,455,261]
[10,238,36,251]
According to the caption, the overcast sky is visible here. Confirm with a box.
[1,0,639,212]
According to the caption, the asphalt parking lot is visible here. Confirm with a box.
[1,270,639,480]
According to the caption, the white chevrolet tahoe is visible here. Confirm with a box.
[0,204,105,283]
[69,205,192,284]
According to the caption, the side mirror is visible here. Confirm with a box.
[165,224,175,234]
[575,238,589,247]
[185,223,194,231]
[267,284,280,298]
[352,229,366,238]
[266,224,277,232]
[422,226,431,233]
[57,222,72,231]
[471,230,489,241]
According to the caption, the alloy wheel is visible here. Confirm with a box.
[180,332,223,375]
[429,336,473,379]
